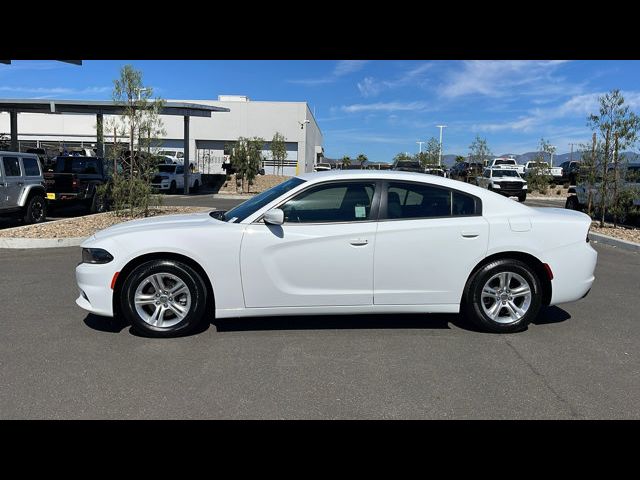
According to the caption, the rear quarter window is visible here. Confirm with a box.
[22,157,41,177]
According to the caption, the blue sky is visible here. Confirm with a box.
[2,60,640,160]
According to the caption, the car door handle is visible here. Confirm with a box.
[349,239,369,246]
[461,232,480,238]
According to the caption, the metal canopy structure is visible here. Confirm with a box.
[0,98,230,194]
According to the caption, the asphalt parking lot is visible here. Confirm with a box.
[1,198,638,418]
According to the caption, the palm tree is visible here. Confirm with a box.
[356,153,368,169]
[341,155,351,169]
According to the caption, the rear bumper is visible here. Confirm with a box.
[546,241,597,305]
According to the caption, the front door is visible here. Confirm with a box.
[240,180,379,308]
[1,156,24,208]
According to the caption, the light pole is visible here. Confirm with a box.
[417,140,425,154]
[549,145,556,166]
[436,125,447,166]
[569,143,576,162]
[136,87,151,101]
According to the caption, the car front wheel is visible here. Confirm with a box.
[464,259,542,333]
[120,259,208,337]
[23,194,47,224]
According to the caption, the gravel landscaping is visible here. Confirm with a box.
[591,222,640,244]
[218,174,290,194]
[0,206,211,239]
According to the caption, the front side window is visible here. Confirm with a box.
[2,157,21,177]
[281,182,376,223]
[22,157,41,177]
[386,182,479,219]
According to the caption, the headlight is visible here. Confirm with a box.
[522,183,528,189]
[82,248,114,264]
[492,183,501,189]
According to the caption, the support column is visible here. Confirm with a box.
[184,115,190,194]
[96,113,104,158]
[10,110,18,151]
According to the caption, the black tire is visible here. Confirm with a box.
[518,192,527,202]
[23,194,47,224]
[565,195,581,211]
[463,259,542,333]
[120,259,208,338]
[88,192,106,214]
[192,180,200,193]
[169,181,177,194]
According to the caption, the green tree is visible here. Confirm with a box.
[527,138,554,194]
[392,152,412,164]
[468,135,493,166]
[356,153,368,169]
[107,64,166,216]
[230,137,264,193]
[588,89,640,227]
[341,155,352,169]
[423,137,441,166]
[270,132,287,175]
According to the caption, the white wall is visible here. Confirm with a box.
[0,98,323,174]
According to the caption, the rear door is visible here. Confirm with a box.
[1,156,24,208]
[374,180,489,306]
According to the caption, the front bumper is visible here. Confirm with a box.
[75,261,116,317]
[151,183,171,191]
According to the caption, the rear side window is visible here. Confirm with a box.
[22,157,41,176]
[386,182,480,219]
[281,181,376,223]
[2,157,21,177]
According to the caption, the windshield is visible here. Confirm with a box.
[492,170,520,178]
[220,177,306,223]
[158,151,176,157]
[157,165,177,173]
[495,159,515,165]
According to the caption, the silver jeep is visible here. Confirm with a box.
[0,151,47,224]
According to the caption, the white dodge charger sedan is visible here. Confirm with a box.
[76,170,597,337]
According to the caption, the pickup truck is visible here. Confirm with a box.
[44,156,109,213]
[523,161,563,179]
[565,163,640,211]
[487,157,525,175]
[559,160,581,185]
[476,167,528,202]
[151,163,201,194]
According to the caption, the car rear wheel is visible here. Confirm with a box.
[518,192,526,202]
[192,180,200,193]
[120,259,208,338]
[464,259,542,333]
[23,194,47,224]
[169,181,177,194]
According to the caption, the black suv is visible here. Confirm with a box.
[559,160,581,185]
[392,159,423,173]
[449,161,484,182]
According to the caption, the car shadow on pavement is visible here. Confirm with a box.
[214,313,459,332]
[83,306,571,336]
[531,305,572,325]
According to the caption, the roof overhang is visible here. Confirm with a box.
[0,99,230,117]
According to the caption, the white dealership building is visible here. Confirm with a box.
[0,95,324,176]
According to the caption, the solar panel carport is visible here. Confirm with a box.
[0,99,230,194]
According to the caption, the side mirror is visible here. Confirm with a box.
[263,208,284,225]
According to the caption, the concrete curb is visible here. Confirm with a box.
[0,236,87,249]
[589,232,640,253]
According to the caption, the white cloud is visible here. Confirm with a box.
[357,63,432,97]
[289,60,369,85]
[0,86,111,96]
[440,60,573,99]
[340,101,430,113]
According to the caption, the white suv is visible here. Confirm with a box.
[0,151,48,224]
[476,167,528,202]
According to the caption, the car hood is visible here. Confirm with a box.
[92,211,220,240]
